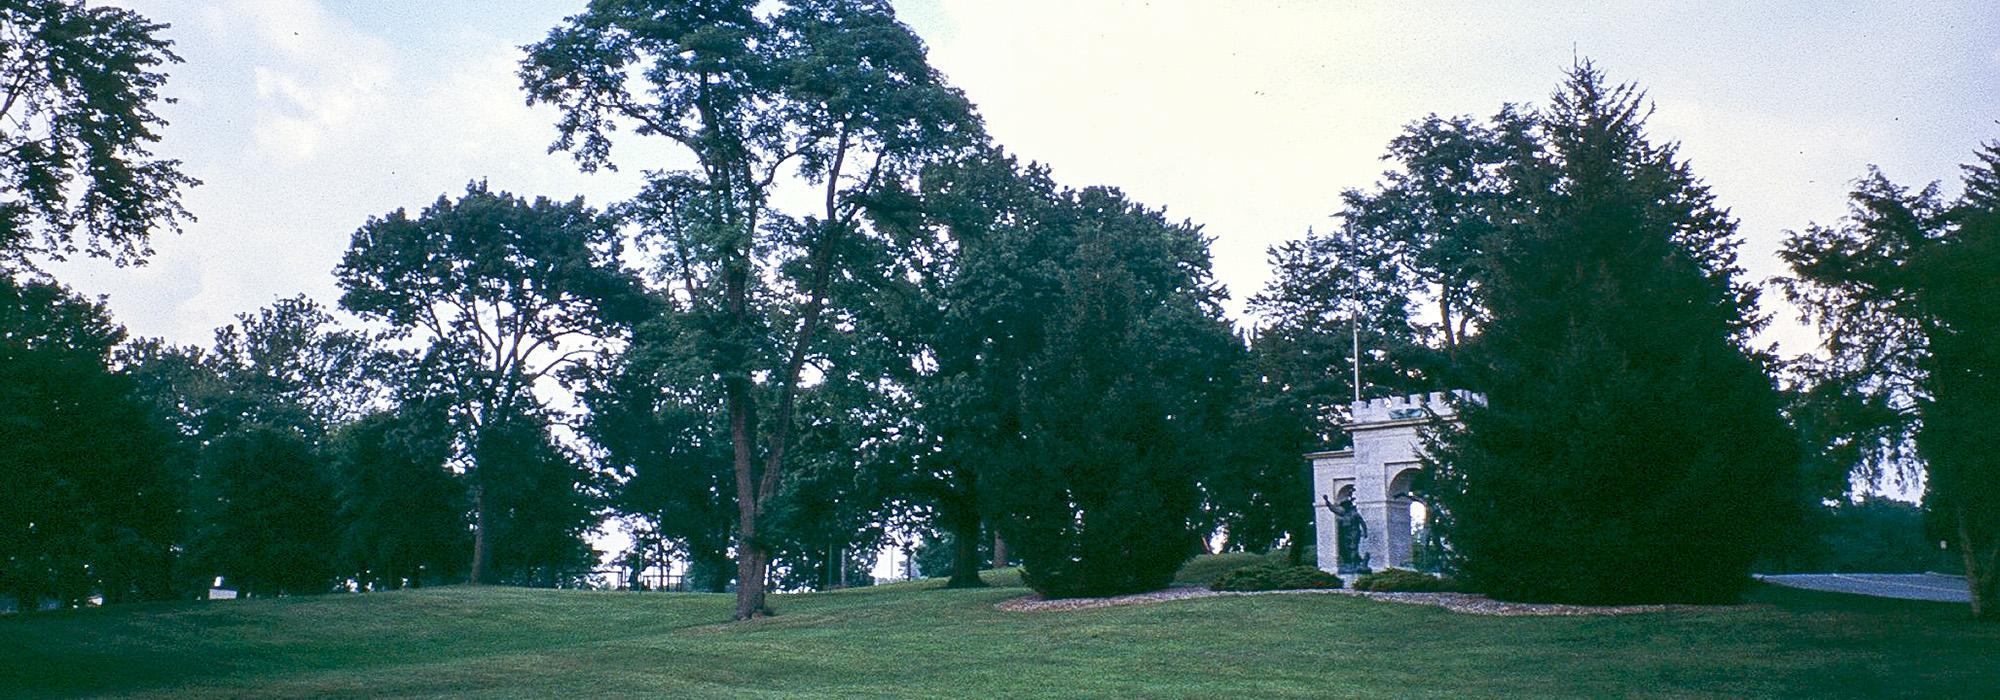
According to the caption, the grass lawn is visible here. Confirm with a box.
[3,562,1995,698]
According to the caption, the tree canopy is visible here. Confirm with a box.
[336,182,638,584]
[0,0,196,267]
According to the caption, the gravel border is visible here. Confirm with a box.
[995,586,1726,616]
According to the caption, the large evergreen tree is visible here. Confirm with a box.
[1426,65,1799,604]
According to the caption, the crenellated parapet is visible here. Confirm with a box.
[1347,390,1484,425]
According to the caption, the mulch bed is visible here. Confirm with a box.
[995,586,1726,616]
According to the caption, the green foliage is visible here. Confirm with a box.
[0,0,197,267]
[1426,64,1801,604]
[1762,497,1947,575]
[1171,551,1290,587]
[1246,111,1534,443]
[910,529,994,581]
[336,182,638,349]
[327,408,468,590]
[1247,219,1423,444]
[761,375,908,591]
[1209,564,1343,592]
[0,276,185,607]
[576,303,737,592]
[1351,569,1460,593]
[987,187,1239,599]
[522,0,984,618]
[206,296,387,436]
[1342,111,1527,360]
[1205,330,1315,555]
[191,425,338,597]
[474,412,602,588]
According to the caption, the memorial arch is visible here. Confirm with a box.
[1308,391,1478,574]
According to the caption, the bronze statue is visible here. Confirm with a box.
[1321,494,1370,573]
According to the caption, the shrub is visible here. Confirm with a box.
[1209,565,1342,592]
[1351,569,1460,593]
[1173,552,1289,588]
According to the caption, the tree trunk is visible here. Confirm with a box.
[469,484,490,585]
[732,459,766,614]
[992,530,1009,569]
[1960,510,1999,620]
[729,378,771,618]
[945,512,987,588]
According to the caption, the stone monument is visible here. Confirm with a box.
[1307,391,1479,574]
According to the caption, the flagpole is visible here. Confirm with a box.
[1349,226,1362,404]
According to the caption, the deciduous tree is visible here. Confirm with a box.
[327,405,469,590]
[1779,142,2000,619]
[335,182,639,584]
[0,276,183,607]
[522,0,980,618]
[0,0,195,267]
[189,425,338,597]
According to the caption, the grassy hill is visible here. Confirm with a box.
[4,561,1996,698]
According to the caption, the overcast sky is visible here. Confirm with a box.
[57,0,2000,357]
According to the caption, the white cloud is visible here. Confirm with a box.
[215,0,396,165]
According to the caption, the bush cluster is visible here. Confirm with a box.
[1350,569,1460,593]
[1208,565,1342,592]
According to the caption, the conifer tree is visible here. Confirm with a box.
[1426,65,1798,604]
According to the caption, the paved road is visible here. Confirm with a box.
[1757,573,1970,603]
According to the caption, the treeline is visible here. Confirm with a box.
[5,0,1996,621]
[2,0,1299,615]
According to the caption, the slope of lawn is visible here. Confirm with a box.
[4,560,1996,699]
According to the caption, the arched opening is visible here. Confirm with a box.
[1387,466,1441,572]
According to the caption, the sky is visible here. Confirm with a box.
[57,0,2000,359]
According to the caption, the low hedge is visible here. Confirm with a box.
[1350,569,1461,593]
[1209,565,1343,592]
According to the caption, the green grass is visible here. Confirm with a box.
[4,562,1996,698]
